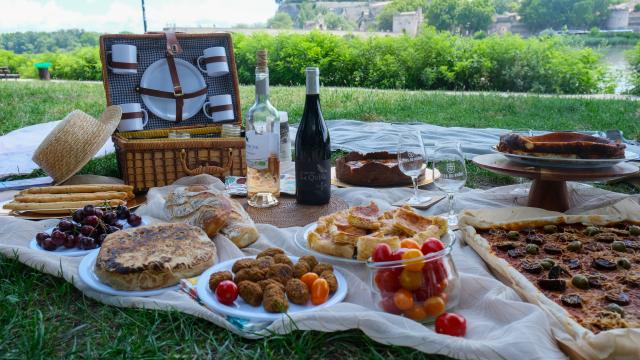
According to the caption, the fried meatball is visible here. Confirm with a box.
[267,263,293,285]
[273,254,293,267]
[257,248,285,259]
[238,280,263,306]
[286,278,310,305]
[232,258,258,273]
[234,267,266,284]
[312,262,333,275]
[299,255,319,270]
[255,255,275,269]
[320,271,338,294]
[263,284,288,313]
[293,261,310,278]
[208,271,233,291]
[258,279,285,291]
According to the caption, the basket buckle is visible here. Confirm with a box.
[173,85,184,98]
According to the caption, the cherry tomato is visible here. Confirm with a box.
[390,248,406,261]
[380,295,402,315]
[393,288,414,310]
[414,287,432,302]
[401,248,425,272]
[400,239,421,250]
[372,243,393,262]
[423,259,448,285]
[300,272,319,290]
[311,278,330,305]
[421,238,445,255]
[404,304,428,321]
[435,279,448,295]
[435,312,467,337]
[399,269,422,290]
[423,296,446,317]
[375,268,401,293]
[215,280,238,305]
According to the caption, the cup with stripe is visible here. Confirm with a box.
[117,103,148,132]
[107,44,137,75]
[197,47,229,77]
[202,95,234,122]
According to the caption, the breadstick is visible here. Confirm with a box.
[19,184,134,196]
[2,199,125,211]
[14,192,130,203]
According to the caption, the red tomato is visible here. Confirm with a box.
[372,243,393,262]
[435,312,467,337]
[390,248,407,261]
[379,295,402,315]
[423,259,448,285]
[421,238,445,255]
[413,287,432,302]
[215,280,238,305]
[399,269,422,290]
[401,248,425,272]
[374,269,401,293]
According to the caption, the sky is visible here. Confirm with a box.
[0,0,280,33]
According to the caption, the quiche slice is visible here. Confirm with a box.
[347,202,381,230]
[392,207,448,237]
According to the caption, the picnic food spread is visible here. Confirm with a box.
[95,223,216,291]
[335,151,424,187]
[308,202,448,260]
[3,184,134,214]
[497,132,626,159]
[474,221,639,332]
[207,248,338,312]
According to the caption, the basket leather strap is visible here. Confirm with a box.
[136,86,207,99]
[166,53,184,122]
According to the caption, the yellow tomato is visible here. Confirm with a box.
[400,239,421,250]
[423,296,446,317]
[399,269,422,290]
[311,278,330,305]
[393,288,414,310]
[300,272,319,290]
[401,248,425,272]
[404,304,427,321]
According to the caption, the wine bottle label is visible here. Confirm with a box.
[295,159,331,203]
[246,130,279,170]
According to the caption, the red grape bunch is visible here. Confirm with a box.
[35,204,142,252]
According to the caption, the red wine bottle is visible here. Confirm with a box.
[295,67,331,205]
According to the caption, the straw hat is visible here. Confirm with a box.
[32,106,122,184]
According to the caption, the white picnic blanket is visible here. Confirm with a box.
[1,173,637,359]
[3,119,639,178]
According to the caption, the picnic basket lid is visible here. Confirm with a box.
[32,106,122,184]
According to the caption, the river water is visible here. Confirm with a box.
[598,45,634,94]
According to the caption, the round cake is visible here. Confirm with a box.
[95,223,216,291]
[335,151,424,187]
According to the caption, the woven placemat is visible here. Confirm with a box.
[238,195,348,228]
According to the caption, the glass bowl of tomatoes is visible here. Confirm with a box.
[367,236,460,322]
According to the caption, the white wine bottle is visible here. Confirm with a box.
[295,67,331,205]
[245,50,280,208]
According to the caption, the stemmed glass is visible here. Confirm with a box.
[397,131,431,205]
[432,142,467,226]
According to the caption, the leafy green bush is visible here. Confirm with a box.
[1,29,604,94]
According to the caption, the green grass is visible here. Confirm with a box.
[1,80,639,358]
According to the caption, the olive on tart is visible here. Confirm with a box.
[335,151,425,187]
[497,132,626,159]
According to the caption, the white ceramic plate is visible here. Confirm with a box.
[140,58,207,122]
[295,222,454,264]
[78,249,179,297]
[197,256,348,322]
[29,218,148,257]
[493,146,638,169]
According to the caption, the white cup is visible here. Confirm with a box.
[118,103,148,132]
[202,94,234,122]
[197,47,229,77]
[107,44,137,74]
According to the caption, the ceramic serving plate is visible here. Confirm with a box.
[78,249,179,297]
[196,256,348,322]
[140,58,207,122]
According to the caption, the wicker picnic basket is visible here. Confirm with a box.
[99,32,246,193]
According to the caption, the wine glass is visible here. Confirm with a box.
[397,131,431,205]
[432,142,467,226]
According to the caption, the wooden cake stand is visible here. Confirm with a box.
[473,153,639,212]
